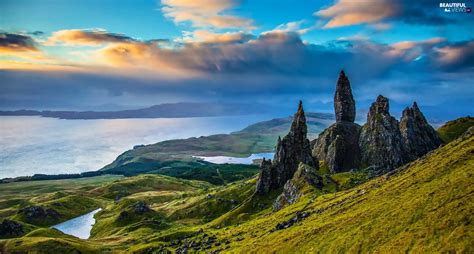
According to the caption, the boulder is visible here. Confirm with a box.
[400,102,442,161]
[0,219,24,237]
[131,201,151,214]
[359,95,405,171]
[273,163,323,211]
[255,101,318,194]
[18,206,60,221]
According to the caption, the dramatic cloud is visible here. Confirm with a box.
[266,20,314,35]
[46,29,135,46]
[0,32,39,53]
[161,0,254,30]
[182,30,254,44]
[316,0,398,28]
[316,0,453,28]
[434,41,474,71]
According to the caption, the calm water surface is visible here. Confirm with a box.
[194,153,275,164]
[52,208,102,239]
[0,115,271,178]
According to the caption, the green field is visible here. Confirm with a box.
[1,130,472,252]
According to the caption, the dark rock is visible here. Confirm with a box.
[275,211,311,230]
[273,163,323,211]
[255,158,272,194]
[256,101,318,194]
[131,201,151,214]
[0,219,24,237]
[400,102,442,161]
[117,211,130,221]
[18,206,60,221]
[334,70,356,123]
[359,95,405,171]
[312,71,361,173]
[312,122,361,173]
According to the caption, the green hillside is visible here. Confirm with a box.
[437,116,474,143]
[1,129,472,253]
[99,113,334,178]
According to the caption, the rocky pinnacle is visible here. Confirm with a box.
[334,70,356,123]
[255,101,317,195]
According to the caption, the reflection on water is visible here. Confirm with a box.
[51,208,102,239]
[193,152,275,164]
[0,115,271,178]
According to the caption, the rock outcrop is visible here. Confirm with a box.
[256,101,317,195]
[273,163,323,211]
[0,219,24,237]
[312,70,361,173]
[359,95,405,171]
[400,102,442,161]
[18,206,60,222]
[334,70,356,122]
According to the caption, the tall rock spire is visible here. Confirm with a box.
[359,95,405,171]
[334,70,356,123]
[312,71,361,173]
[256,101,317,195]
[400,102,442,161]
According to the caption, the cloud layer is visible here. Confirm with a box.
[46,29,135,46]
[161,0,254,30]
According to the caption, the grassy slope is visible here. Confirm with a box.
[1,131,472,253]
[213,131,474,253]
[0,175,122,226]
[437,116,474,143]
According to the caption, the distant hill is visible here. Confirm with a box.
[0,102,270,119]
[99,112,334,176]
[437,116,474,143]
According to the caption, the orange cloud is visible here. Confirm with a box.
[435,41,474,65]
[182,30,253,44]
[0,32,39,53]
[161,0,254,30]
[316,0,399,28]
[46,29,134,46]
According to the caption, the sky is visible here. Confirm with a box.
[0,0,473,120]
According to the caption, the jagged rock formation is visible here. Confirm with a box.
[0,219,24,237]
[273,163,323,211]
[255,101,317,195]
[255,158,272,194]
[400,102,442,161]
[313,122,361,173]
[312,70,361,173]
[359,95,405,171]
[334,70,356,122]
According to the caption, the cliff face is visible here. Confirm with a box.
[312,71,361,173]
[256,101,317,195]
[359,95,405,171]
[400,102,442,161]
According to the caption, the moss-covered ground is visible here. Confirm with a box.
[1,131,473,253]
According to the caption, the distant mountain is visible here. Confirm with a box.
[0,102,270,119]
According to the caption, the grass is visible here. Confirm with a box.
[437,116,474,143]
[1,131,472,253]
[210,131,474,253]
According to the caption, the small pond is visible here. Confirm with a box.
[193,152,274,164]
[51,208,102,239]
